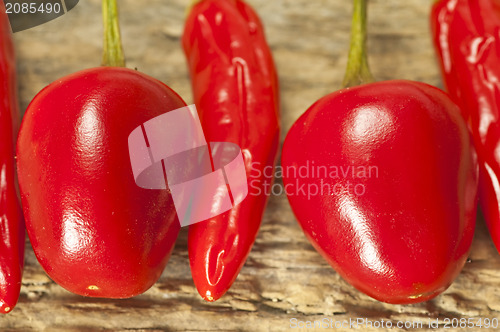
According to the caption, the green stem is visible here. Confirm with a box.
[342,0,374,88]
[185,0,202,16]
[102,0,125,67]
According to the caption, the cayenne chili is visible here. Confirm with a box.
[182,0,280,301]
[431,0,500,253]
[0,1,25,313]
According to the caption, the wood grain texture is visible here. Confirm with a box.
[1,0,499,331]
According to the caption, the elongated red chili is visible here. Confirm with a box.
[182,0,280,301]
[0,2,25,313]
[431,0,500,253]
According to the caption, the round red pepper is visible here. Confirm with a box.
[17,67,184,298]
[282,80,478,304]
[281,0,478,304]
[16,0,183,298]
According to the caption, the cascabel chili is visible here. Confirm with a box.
[16,0,182,298]
[281,0,478,304]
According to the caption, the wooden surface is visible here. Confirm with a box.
[2,0,500,331]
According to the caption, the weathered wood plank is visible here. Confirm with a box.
[1,0,499,331]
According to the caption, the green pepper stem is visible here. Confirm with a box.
[342,0,374,88]
[186,0,202,16]
[102,0,125,67]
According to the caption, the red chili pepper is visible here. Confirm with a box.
[182,0,280,301]
[431,0,500,253]
[0,3,25,313]
[281,0,478,304]
[16,0,182,298]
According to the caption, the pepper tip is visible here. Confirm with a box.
[0,301,13,314]
[203,290,215,302]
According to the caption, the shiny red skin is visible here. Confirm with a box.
[182,0,279,301]
[281,80,478,304]
[0,2,25,313]
[431,0,500,254]
[17,67,184,298]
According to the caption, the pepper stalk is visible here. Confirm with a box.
[102,0,125,67]
[342,0,374,88]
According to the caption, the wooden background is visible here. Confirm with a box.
[2,0,500,331]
